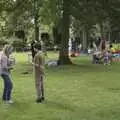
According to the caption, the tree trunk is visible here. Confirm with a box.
[108,31,111,42]
[108,25,111,42]
[100,22,104,38]
[53,26,61,45]
[31,0,39,60]
[34,0,39,41]
[58,0,72,65]
[82,26,88,53]
[35,19,39,41]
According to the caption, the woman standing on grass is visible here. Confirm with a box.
[0,45,14,104]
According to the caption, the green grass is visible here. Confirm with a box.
[0,52,120,120]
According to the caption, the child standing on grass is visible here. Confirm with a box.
[103,50,110,65]
[33,42,45,103]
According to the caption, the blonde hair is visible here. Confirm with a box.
[3,44,13,56]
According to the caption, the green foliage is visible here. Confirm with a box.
[12,38,26,51]
[1,0,120,63]
[0,39,8,45]
[40,0,61,25]
[0,0,15,12]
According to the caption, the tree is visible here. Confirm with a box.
[1,0,120,65]
[58,0,72,65]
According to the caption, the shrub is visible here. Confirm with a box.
[0,39,8,45]
[12,39,26,52]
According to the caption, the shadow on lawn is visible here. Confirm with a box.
[44,100,77,112]
[46,64,113,74]
[0,101,31,115]
[45,99,120,119]
[15,62,33,75]
[64,63,120,73]
[108,88,120,93]
[17,60,120,74]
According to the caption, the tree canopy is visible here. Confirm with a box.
[0,0,120,64]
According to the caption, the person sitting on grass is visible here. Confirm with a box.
[92,50,102,64]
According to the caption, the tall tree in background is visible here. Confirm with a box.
[34,0,40,41]
[39,0,72,64]
[58,0,72,65]
[1,0,120,64]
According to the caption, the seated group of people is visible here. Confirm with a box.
[92,49,112,65]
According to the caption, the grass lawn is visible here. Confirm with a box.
[0,52,120,120]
